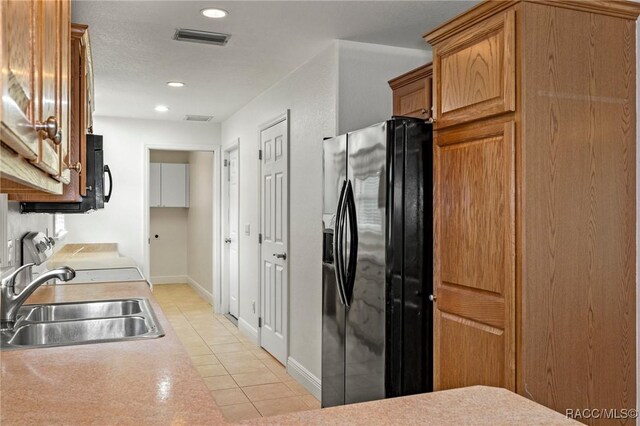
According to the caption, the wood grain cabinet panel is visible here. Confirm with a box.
[433,9,515,127]
[57,0,71,184]
[434,120,515,392]
[520,2,637,417]
[0,0,71,194]
[4,19,92,202]
[32,0,61,177]
[389,63,433,119]
[1,0,40,160]
[425,0,639,421]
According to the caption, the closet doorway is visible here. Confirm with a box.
[146,148,216,306]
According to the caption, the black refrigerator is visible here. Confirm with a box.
[321,117,433,407]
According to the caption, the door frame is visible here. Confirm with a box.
[142,144,221,312]
[221,139,240,317]
[257,110,290,361]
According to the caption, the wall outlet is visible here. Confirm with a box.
[244,224,251,236]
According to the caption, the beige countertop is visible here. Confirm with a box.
[0,281,225,425]
[249,386,579,425]
[0,281,578,425]
[47,243,138,269]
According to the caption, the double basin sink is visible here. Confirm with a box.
[1,298,164,350]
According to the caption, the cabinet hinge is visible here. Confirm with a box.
[224,159,228,167]
[258,317,262,328]
[258,149,262,160]
[258,233,262,244]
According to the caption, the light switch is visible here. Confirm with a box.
[7,239,14,266]
[244,224,250,236]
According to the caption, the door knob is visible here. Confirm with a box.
[35,116,58,141]
[69,162,82,173]
[224,238,231,243]
[273,252,287,260]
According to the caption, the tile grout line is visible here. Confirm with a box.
[155,286,318,419]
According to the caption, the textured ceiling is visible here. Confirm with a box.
[72,1,478,122]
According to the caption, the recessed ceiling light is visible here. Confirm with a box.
[167,81,185,87]
[155,105,169,112]
[201,8,228,18]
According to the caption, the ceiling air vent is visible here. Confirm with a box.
[184,115,213,122]
[173,28,230,46]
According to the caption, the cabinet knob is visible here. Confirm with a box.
[421,108,428,115]
[70,162,82,173]
[429,294,437,302]
[53,129,62,145]
[35,116,58,141]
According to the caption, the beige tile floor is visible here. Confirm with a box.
[153,284,320,422]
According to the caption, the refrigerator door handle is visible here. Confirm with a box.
[333,180,348,306]
[344,180,358,306]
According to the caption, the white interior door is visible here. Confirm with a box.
[260,117,288,364]
[226,149,240,319]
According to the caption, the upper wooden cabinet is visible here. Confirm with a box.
[433,9,515,127]
[389,63,433,120]
[426,0,640,419]
[0,0,71,194]
[11,23,94,202]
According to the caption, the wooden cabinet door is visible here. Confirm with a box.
[389,63,433,120]
[32,0,60,177]
[1,0,39,160]
[433,10,515,128]
[433,120,516,391]
[57,0,71,184]
[393,77,431,119]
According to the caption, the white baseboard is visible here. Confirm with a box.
[287,356,321,400]
[151,275,188,285]
[238,317,259,343]
[187,276,214,305]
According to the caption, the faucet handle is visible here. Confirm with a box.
[1,263,35,288]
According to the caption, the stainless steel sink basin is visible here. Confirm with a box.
[0,298,164,350]
[23,299,143,322]
[9,317,150,346]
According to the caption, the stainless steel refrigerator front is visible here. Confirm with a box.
[322,134,347,407]
[322,123,388,407]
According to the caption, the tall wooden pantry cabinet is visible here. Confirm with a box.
[425,0,639,420]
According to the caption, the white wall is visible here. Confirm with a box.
[150,150,190,164]
[222,43,339,383]
[64,116,220,276]
[1,200,54,283]
[150,208,188,282]
[187,151,214,298]
[221,40,429,393]
[337,40,430,134]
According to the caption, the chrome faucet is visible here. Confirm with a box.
[0,264,76,330]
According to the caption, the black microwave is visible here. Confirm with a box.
[21,134,112,214]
